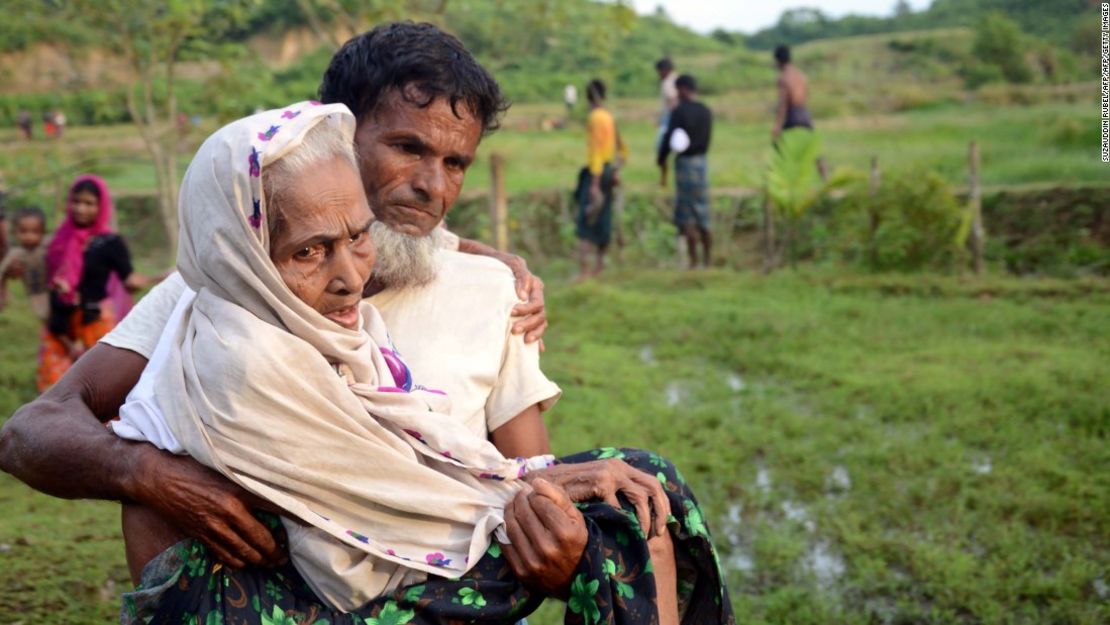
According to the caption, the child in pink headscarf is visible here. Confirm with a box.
[37,175,156,391]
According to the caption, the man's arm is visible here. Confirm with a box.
[774,76,788,138]
[657,110,679,188]
[0,343,149,497]
[0,343,282,568]
[490,404,551,458]
[457,237,547,345]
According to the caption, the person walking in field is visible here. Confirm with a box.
[37,175,160,390]
[17,109,33,140]
[772,44,814,139]
[772,44,828,179]
[0,206,51,321]
[658,74,713,269]
[563,82,577,117]
[575,79,627,280]
[655,57,679,150]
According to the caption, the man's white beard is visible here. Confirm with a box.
[369,220,441,289]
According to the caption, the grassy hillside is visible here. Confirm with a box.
[1,270,1107,623]
[744,0,1095,51]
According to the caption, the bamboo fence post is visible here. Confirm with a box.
[968,141,984,274]
[489,152,509,252]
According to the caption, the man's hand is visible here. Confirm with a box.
[659,165,668,188]
[132,446,284,569]
[499,253,547,348]
[501,478,587,597]
[527,459,671,538]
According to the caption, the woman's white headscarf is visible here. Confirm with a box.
[153,102,552,610]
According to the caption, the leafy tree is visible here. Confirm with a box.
[65,0,257,254]
[972,12,1032,84]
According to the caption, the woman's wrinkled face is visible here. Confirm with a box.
[268,156,375,330]
[70,190,100,227]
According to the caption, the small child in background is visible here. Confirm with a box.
[0,206,51,321]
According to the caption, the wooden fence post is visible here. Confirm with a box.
[968,141,984,274]
[489,152,509,252]
[761,191,776,273]
[868,155,881,267]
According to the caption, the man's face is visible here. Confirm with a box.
[353,88,483,237]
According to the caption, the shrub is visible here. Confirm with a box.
[832,169,968,271]
[962,62,1005,89]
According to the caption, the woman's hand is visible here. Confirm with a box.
[526,459,671,538]
[501,478,587,598]
[68,342,86,362]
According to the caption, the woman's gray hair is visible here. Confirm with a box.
[262,120,359,243]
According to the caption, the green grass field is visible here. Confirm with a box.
[1,269,1107,623]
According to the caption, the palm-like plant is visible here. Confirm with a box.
[764,130,856,268]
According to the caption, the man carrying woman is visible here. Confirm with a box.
[106,100,730,624]
[0,22,734,624]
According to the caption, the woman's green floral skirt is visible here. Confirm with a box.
[122,448,734,625]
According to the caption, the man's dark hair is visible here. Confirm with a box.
[675,74,698,92]
[586,79,606,104]
[319,22,509,134]
[13,205,46,229]
[774,45,791,65]
[655,57,673,72]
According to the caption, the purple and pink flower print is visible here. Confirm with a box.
[426,552,452,566]
[247,147,261,178]
[257,125,281,142]
[249,199,262,229]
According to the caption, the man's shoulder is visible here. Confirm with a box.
[437,250,518,307]
[438,249,514,284]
